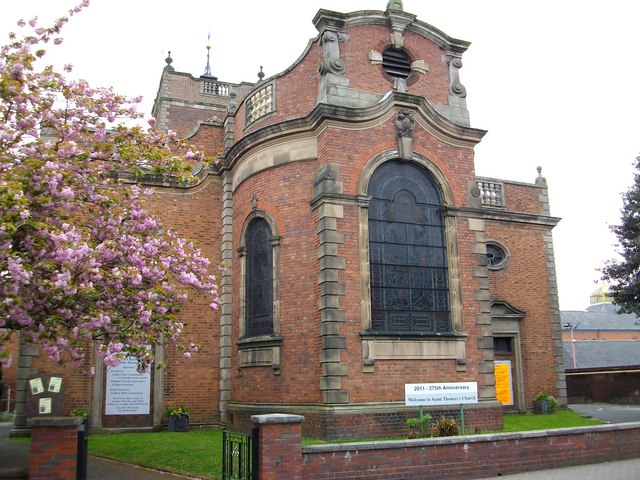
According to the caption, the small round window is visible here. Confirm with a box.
[486,242,508,270]
[382,47,412,79]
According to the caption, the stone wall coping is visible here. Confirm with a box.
[302,421,640,453]
[251,413,305,424]
[28,416,84,427]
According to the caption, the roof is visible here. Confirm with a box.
[563,340,640,370]
[561,302,640,331]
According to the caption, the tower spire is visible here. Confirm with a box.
[203,32,213,77]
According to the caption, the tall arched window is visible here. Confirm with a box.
[367,160,451,334]
[245,217,273,337]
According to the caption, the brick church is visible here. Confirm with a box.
[8,1,566,439]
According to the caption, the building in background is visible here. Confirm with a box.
[562,292,640,404]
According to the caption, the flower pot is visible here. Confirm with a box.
[533,400,549,414]
[168,413,189,432]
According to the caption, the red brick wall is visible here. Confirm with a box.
[166,104,225,139]
[239,21,460,139]
[231,162,323,404]
[256,418,304,479]
[238,41,322,136]
[502,181,547,215]
[150,177,224,424]
[29,421,80,480]
[485,221,557,402]
[300,424,640,479]
[344,25,452,105]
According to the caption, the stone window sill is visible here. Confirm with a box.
[237,336,282,374]
[360,332,468,373]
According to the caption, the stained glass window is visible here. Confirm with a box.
[246,218,273,337]
[368,161,451,334]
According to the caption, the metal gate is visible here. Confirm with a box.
[222,428,258,480]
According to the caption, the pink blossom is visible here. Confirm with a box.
[0,354,13,369]
[139,310,152,324]
[0,4,218,371]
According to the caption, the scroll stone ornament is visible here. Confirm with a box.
[396,111,415,160]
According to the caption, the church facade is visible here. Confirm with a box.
[8,2,566,439]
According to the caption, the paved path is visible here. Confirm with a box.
[480,457,640,479]
[0,421,198,479]
[87,456,202,479]
[569,402,640,423]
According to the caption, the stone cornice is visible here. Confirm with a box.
[451,206,561,227]
[217,91,486,174]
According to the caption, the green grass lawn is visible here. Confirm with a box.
[501,409,604,432]
[87,410,605,479]
[89,429,222,479]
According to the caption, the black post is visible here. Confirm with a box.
[76,417,88,480]
[251,426,259,480]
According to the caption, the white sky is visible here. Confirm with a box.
[2,0,640,311]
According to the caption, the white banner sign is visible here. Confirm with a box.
[105,357,151,415]
[405,382,478,406]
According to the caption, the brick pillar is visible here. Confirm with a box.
[28,417,83,480]
[252,413,304,480]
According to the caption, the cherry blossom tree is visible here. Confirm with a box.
[0,1,219,373]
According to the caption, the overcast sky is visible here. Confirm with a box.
[3,0,640,311]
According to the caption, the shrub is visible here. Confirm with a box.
[406,413,433,438]
[435,417,460,437]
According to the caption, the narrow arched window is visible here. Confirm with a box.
[245,218,273,337]
[368,161,451,334]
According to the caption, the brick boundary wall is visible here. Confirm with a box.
[253,414,640,480]
[252,414,304,480]
[28,417,83,480]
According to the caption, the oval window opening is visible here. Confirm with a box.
[382,48,411,79]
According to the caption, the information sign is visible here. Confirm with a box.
[494,360,514,406]
[105,357,151,415]
[405,382,478,406]
[27,375,64,417]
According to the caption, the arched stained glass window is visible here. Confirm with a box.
[367,161,451,334]
[246,218,273,337]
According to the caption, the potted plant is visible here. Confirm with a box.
[533,389,558,414]
[165,403,189,432]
